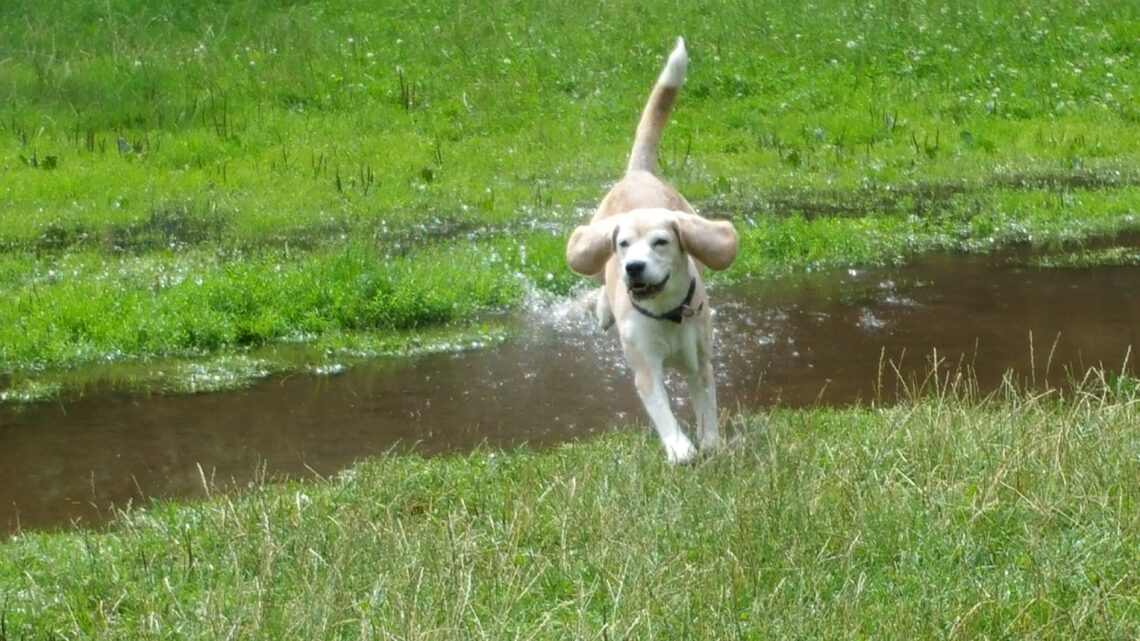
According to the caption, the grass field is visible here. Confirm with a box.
[1,376,1136,639]
[1,0,1139,397]
[1,2,1139,636]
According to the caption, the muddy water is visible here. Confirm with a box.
[2,250,1137,533]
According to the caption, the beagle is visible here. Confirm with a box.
[565,38,739,463]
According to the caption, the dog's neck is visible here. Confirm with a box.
[630,276,702,323]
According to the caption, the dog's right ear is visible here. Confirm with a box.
[566,219,620,275]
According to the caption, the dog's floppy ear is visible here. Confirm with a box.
[566,218,620,275]
[672,213,738,270]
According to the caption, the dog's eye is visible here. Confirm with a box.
[618,240,631,249]
[652,238,669,248]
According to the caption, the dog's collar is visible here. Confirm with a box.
[630,277,702,324]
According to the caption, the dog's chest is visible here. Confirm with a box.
[620,315,703,369]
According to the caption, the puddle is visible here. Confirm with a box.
[2,249,1137,533]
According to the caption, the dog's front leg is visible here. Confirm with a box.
[628,353,697,464]
[686,360,722,451]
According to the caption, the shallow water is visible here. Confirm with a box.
[2,248,1137,533]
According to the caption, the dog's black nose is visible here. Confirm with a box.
[625,260,646,277]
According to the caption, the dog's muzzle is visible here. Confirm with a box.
[627,271,670,300]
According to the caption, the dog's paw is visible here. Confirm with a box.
[662,433,698,465]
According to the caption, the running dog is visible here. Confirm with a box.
[565,38,738,463]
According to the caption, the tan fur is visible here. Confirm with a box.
[565,38,739,463]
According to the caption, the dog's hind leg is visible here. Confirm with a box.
[583,287,614,331]
[594,288,615,331]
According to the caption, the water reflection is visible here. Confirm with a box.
[1,249,1137,533]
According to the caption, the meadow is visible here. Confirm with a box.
[1,1,1139,637]
[1,0,1138,397]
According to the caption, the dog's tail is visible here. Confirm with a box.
[627,37,687,175]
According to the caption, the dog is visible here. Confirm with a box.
[565,38,738,463]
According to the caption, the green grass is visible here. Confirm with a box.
[2,378,1136,639]
[1,0,1139,391]
[0,242,521,366]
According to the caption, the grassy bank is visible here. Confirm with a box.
[1,379,1136,638]
[2,0,1139,395]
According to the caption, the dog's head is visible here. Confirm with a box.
[566,208,738,298]
[613,210,686,299]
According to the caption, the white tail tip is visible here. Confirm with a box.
[657,37,687,88]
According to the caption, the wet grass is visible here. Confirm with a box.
[1,376,1137,638]
[1030,245,1140,269]
[0,324,508,402]
[2,0,1139,396]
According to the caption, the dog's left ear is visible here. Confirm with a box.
[672,213,738,270]
[566,218,620,276]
